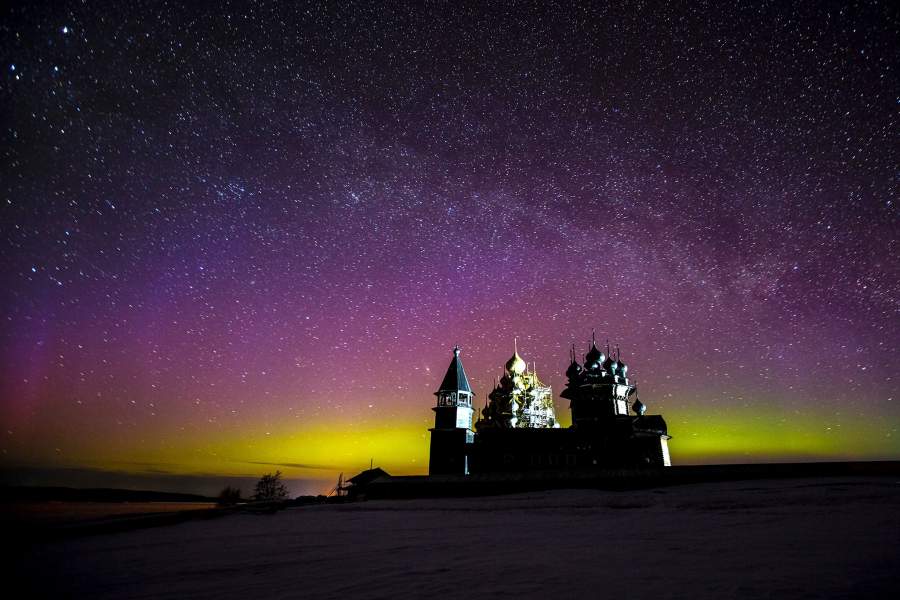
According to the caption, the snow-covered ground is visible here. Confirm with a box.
[16,477,900,599]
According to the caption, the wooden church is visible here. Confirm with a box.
[429,340,671,476]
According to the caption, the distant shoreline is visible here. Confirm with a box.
[5,460,900,504]
[0,485,218,504]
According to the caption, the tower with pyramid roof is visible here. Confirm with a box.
[428,346,475,475]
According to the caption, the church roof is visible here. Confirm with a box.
[634,415,668,435]
[436,346,473,395]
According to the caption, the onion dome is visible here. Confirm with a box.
[602,355,618,373]
[505,351,527,375]
[618,362,628,377]
[585,343,605,369]
[632,399,646,415]
[565,359,583,379]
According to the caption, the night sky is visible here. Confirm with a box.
[2,1,898,496]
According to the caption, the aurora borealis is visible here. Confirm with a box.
[2,2,898,496]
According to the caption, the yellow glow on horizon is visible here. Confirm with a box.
[49,417,434,482]
[8,399,898,488]
[664,403,900,464]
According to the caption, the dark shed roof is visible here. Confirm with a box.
[347,467,389,486]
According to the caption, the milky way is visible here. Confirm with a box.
[2,1,898,494]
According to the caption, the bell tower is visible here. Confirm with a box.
[429,345,475,475]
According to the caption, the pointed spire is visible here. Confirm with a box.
[586,331,604,366]
[435,345,473,395]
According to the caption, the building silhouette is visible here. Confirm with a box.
[429,340,671,475]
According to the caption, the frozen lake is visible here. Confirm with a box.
[16,477,900,598]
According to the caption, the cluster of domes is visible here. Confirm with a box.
[567,341,629,383]
[559,335,652,419]
[478,347,558,430]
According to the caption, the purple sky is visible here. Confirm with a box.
[1,1,898,495]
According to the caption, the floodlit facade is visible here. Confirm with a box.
[476,346,559,430]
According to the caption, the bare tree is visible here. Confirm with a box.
[217,485,242,506]
[253,470,289,502]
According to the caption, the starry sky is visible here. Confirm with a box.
[2,1,898,496]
